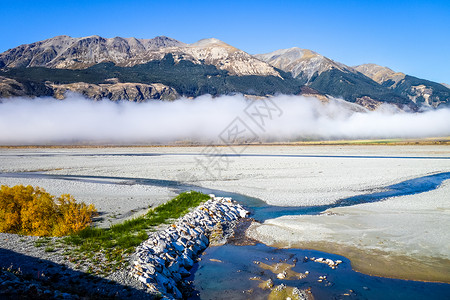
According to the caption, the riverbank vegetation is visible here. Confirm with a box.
[0,185,97,236]
[33,190,210,275]
[1,185,210,275]
[64,191,209,257]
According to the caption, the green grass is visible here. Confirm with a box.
[44,246,55,252]
[34,237,51,247]
[62,191,210,274]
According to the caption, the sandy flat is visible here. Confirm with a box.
[0,145,448,212]
[3,145,448,207]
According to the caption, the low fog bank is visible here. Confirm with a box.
[0,94,449,145]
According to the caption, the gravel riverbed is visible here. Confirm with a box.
[1,232,152,299]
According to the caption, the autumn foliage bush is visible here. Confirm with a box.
[0,185,97,236]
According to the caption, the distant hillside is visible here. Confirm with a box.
[256,48,448,109]
[1,35,449,109]
[355,64,450,107]
[0,54,303,99]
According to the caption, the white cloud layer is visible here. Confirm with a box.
[0,94,449,145]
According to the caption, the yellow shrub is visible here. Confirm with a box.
[0,185,33,233]
[21,187,58,236]
[0,185,97,236]
[53,194,97,236]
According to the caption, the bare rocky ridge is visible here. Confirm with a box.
[0,35,185,69]
[355,96,384,111]
[51,81,179,101]
[0,76,53,98]
[0,76,179,101]
[0,76,30,97]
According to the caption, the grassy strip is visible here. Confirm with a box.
[288,137,450,145]
[61,191,210,275]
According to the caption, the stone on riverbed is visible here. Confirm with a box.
[311,257,343,268]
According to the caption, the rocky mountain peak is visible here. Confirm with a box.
[190,38,230,48]
[188,38,241,55]
[354,63,405,85]
[255,47,352,82]
[257,47,317,61]
[85,34,102,39]
[146,36,186,48]
[163,37,280,77]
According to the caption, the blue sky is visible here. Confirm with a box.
[1,0,449,84]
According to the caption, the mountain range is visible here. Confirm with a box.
[0,35,449,110]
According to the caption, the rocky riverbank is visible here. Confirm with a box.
[0,193,249,299]
[130,194,250,299]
